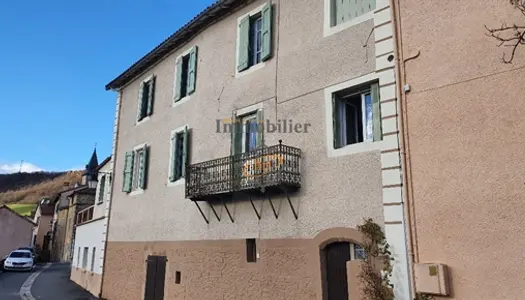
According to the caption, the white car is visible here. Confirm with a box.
[3,249,35,272]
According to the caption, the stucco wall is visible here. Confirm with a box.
[34,214,52,249]
[397,0,525,299]
[109,0,384,243]
[0,209,34,258]
[73,219,105,274]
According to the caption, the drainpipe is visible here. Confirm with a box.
[389,0,420,296]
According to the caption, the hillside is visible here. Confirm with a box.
[0,171,83,205]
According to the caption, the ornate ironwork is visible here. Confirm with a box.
[186,140,301,200]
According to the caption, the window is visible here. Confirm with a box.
[137,75,156,122]
[122,144,149,193]
[77,247,80,267]
[169,127,190,183]
[82,247,88,269]
[90,247,96,272]
[237,3,272,73]
[246,238,257,263]
[232,110,263,155]
[174,47,198,102]
[331,0,376,27]
[98,175,106,204]
[332,82,380,148]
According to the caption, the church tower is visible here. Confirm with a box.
[81,147,99,188]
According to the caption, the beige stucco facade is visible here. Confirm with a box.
[0,206,35,259]
[393,0,525,299]
[103,0,411,299]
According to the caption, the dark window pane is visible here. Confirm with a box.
[180,55,190,98]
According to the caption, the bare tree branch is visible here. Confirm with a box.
[486,0,525,63]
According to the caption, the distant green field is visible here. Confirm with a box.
[7,204,37,216]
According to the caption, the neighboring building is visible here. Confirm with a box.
[50,149,99,262]
[31,198,54,251]
[0,205,36,258]
[102,1,410,299]
[71,156,112,298]
[391,1,525,299]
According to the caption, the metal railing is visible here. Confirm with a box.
[186,141,301,200]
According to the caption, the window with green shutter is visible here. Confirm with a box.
[138,76,155,121]
[98,175,106,203]
[332,82,381,148]
[237,3,272,72]
[169,127,190,183]
[331,0,376,27]
[123,144,150,193]
[174,47,198,103]
[122,151,134,193]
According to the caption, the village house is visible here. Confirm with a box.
[50,150,99,262]
[101,0,411,299]
[0,205,36,259]
[70,156,112,297]
[31,198,54,252]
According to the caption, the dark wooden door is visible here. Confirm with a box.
[144,256,167,300]
[325,242,350,300]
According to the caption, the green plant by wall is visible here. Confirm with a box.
[357,218,434,300]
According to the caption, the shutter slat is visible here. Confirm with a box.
[137,82,145,121]
[122,151,134,193]
[174,58,183,102]
[147,76,155,116]
[139,145,148,189]
[261,3,272,61]
[187,47,198,95]
[237,16,250,72]
[182,126,189,178]
[371,83,382,141]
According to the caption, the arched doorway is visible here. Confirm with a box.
[321,241,365,300]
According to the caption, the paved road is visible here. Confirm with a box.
[0,263,97,300]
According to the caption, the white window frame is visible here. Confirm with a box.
[337,90,374,146]
[172,47,194,107]
[323,0,386,38]
[325,72,382,157]
[167,124,189,187]
[136,74,154,126]
[129,142,147,196]
[235,3,267,78]
[82,247,89,269]
[240,113,258,153]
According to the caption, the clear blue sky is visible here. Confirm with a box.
[0,0,214,173]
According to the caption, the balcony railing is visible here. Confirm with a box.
[76,205,94,225]
[186,141,301,201]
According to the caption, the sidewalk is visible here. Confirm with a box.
[31,263,98,300]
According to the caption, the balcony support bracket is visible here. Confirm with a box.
[268,194,279,219]
[284,187,298,220]
[194,201,209,224]
[222,198,234,223]
[209,201,221,222]
[249,195,262,220]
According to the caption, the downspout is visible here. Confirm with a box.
[389,0,419,296]
[99,89,123,300]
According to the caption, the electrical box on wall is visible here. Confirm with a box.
[414,263,450,296]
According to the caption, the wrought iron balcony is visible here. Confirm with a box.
[186,140,301,201]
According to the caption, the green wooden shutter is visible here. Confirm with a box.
[237,16,250,72]
[371,82,382,141]
[169,134,177,182]
[139,145,148,189]
[261,3,272,62]
[256,109,264,148]
[137,82,145,121]
[146,76,155,116]
[332,95,341,149]
[187,47,198,95]
[182,126,189,178]
[174,58,183,102]
[98,176,105,203]
[122,151,134,193]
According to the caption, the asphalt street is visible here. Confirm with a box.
[0,263,97,300]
